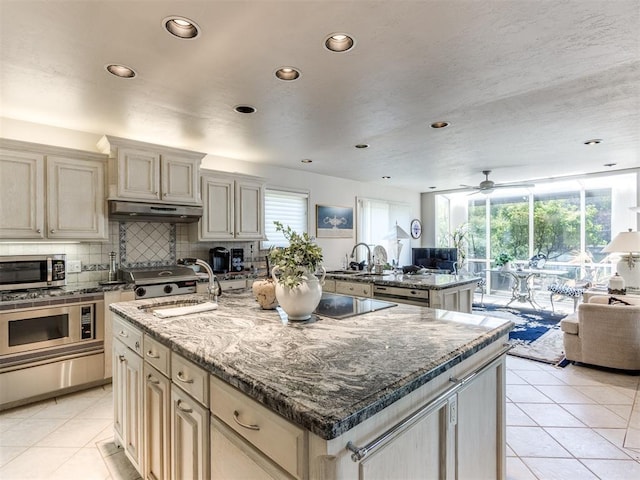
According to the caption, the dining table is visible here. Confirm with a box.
[488,267,568,310]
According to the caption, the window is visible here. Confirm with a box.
[357,197,411,264]
[262,189,309,249]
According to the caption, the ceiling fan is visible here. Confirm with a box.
[460,170,535,194]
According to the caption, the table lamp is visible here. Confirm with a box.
[384,222,410,268]
[602,228,640,293]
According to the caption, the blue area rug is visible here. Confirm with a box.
[472,304,567,365]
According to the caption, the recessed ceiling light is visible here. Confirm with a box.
[301,159,313,164]
[584,139,602,145]
[105,64,136,78]
[234,105,256,114]
[355,144,369,149]
[163,16,200,39]
[275,67,300,81]
[430,121,450,129]
[324,33,355,52]
[604,163,617,167]
[382,176,391,179]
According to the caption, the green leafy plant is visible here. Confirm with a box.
[494,252,514,267]
[268,221,323,288]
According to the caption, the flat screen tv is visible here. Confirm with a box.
[411,248,458,272]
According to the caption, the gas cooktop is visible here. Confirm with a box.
[314,293,397,319]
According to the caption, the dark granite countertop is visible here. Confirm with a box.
[110,292,512,440]
[326,271,481,290]
[0,282,134,310]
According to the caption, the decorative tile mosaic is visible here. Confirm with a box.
[119,222,176,268]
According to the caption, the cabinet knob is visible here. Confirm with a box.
[233,410,261,431]
[50,229,56,233]
[36,229,41,233]
[118,355,125,362]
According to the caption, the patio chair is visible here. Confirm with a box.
[547,277,592,312]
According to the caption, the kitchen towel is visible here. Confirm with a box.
[153,302,218,318]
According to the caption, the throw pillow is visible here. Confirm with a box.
[609,296,631,305]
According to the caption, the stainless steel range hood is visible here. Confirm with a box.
[108,200,203,223]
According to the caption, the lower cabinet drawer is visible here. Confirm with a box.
[144,334,170,376]
[172,353,209,407]
[113,315,142,355]
[335,281,372,297]
[209,376,305,479]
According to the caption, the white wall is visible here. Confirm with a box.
[1,117,421,270]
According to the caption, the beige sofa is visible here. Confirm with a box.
[560,295,640,370]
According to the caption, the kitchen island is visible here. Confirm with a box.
[110,291,512,479]
[325,271,481,312]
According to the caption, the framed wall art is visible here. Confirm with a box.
[316,205,354,238]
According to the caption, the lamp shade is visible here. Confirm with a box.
[384,223,410,240]
[602,229,640,254]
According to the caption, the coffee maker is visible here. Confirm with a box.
[210,247,230,273]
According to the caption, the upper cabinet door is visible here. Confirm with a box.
[0,150,45,239]
[161,155,200,204]
[234,179,265,240]
[47,156,107,240]
[199,175,235,240]
[117,148,161,201]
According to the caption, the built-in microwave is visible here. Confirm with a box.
[0,254,67,291]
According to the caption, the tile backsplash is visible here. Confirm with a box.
[0,222,265,285]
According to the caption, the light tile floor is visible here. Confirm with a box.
[0,295,638,479]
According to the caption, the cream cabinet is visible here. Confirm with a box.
[113,334,144,473]
[197,170,265,241]
[0,140,107,240]
[171,384,210,480]
[47,156,106,239]
[335,280,372,297]
[430,283,475,313]
[98,135,205,205]
[144,363,171,480]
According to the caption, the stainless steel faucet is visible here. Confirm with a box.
[177,258,221,302]
[350,243,372,272]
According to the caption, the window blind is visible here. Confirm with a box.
[262,189,309,248]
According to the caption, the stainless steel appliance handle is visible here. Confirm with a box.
[46,257,52,282]
[345,344,512,462]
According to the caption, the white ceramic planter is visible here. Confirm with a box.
[272,266,326,320]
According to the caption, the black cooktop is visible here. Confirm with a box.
[314,293,397,319]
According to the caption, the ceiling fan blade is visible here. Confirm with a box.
[492,182,535,189]
[459,184,479,189]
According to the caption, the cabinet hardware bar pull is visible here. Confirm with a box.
[147,374,160,384]
[346,344,512,462]
[118,355,125,362]
[146,351,160,359]
[118,331,128,337]
[233,410,260,431]
[176,371,194,383]
[176,400,192,413]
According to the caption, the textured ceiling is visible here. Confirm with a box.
[1,0,638,193]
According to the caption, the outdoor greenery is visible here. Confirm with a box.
[494,252,514,267]
[268,221,323,288]
[466,190,611,263]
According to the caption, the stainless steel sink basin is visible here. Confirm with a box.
[326,270,366,275]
